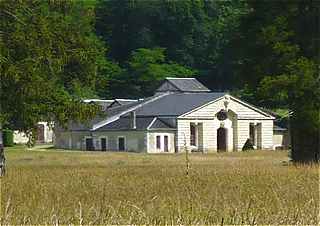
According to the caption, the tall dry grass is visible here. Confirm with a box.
[0,147,319,225]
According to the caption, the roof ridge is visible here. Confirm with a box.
[114,99,139,101]
[174,92,225,95]
[83,99,114,102]
[165,77,196,79]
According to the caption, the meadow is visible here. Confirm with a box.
[0,146,319,225]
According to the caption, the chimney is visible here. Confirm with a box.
[130,111,136,129]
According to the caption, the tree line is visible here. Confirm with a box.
[0,0,319,162]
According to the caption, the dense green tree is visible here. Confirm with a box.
[95,0,248,91]
[234,0,320,162]
[107,48,195,98]
[0,0,111,138]
[260,57,319,162]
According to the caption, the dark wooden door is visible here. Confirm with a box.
[118,137,125,151]
[217,128,227,152]
[86,138,94,151]
[164,135,169,152]
[101,138,107,151]
[37,124,45,143]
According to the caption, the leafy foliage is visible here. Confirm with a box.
[95,0,249,91]
[2,129,13,147]
[0,0,109,134]
[260,57,319,162]
[235,1,320,162]
[107,48,195,98]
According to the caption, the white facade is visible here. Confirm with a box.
[147,131,175,153]
[55,130,176,153]
[14,122,53,144]
[13,131,29,144]
[273,130,290,150]
[176,95,274,152]
[54,94,276,153]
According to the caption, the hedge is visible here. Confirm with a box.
[2,129,14,147]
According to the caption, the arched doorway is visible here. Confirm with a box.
[217,127,227,152]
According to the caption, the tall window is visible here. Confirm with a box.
[101,137,107,151]
[156,135,161,149]
[118,137,125,151]
[86,138,94,151]
[249,123,255,144]
[190,123,196,146]
[164,135,169,152]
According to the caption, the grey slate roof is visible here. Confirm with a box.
[61,75,276,133]
[158,78,211,92]
[83,99,139,110]
[61,99,142,131]
[108,99,139,108]
[149,118,176,130]
[156,117,176,128]
[105,92,225,118]
[63,91,227,132]
[91,92,224,131]
[105,95,157,118]
[91,92,225,130]
[63,95,163,131]
[64,77,227,131]
[96,117,155,131]
[132,92,225,116]
[96,116,177,131]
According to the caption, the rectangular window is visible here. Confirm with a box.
[164,135,169,152]
[190,123,196,146]
[249,123,255,143]
[101,137,107,151]
[85,138,94,151]
[156,135,161,149]
[118,137,125,151]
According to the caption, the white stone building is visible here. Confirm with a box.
[54,78,278,153]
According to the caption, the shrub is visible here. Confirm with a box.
[242,138,254,151]
[3,129,14,147]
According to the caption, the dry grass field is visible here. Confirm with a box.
[0,146,319,225]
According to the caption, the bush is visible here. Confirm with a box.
[290,110,320,163]
[242,138,254,151]
[3,129,14,147]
